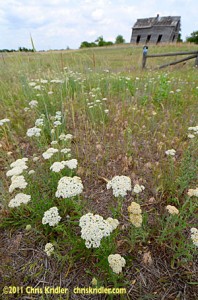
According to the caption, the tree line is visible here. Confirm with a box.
[0,47,34,53]
[80,35,125,48]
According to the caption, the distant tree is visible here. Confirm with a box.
[80,36,113,48]
[105,41,114,46]
[95,36,113,47]
[95,36,105,47]
[177,33,183,42]
[80,41,97,48]
[186,31,198,44]
[18,47,34,52]
[115,35,125,44]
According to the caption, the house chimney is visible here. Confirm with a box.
[157,14,159,19]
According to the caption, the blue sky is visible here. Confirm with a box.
[0,0,197,50]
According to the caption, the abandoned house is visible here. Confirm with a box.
[130,15,181,44]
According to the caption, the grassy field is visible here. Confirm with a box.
[0,43,198,300]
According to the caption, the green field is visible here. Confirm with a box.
[0,43,198,300]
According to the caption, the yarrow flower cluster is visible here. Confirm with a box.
[133,184,145,194]
[190,228,198,247]
[29,100,38,108]
[6,158,28,177]
[128,202,143,227]
[107,175,131,197]
[9,175,28,193]
[60,148,71,154]
[108,254,126,274]
[42,207,61,227]
[79,213,119,248]
[165,149,176,156]
[59,133,73,141]
[64,159,78,169]
[0,118,10,126]
[35,118,44,127]
[26,127,42,137]
[55,176,83,198]
[8,193,31,208]
[42,148,59,159]
[188,126,198,135]
[187,188,198,197]
[166,205,179,215]
[50,161,66,173]
[44,243,54,256]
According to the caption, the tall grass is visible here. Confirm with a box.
[0,43,197,299]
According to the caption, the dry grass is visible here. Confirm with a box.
[0,43,198,299]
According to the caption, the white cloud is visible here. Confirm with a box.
[0,0,197,50]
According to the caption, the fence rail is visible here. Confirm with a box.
[142,48,198,69]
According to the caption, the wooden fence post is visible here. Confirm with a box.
[142,46,148,69]
[195,55,198,67]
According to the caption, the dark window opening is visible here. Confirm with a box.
[157,34,163,43]
[172,34,175,42]
[146,35,151,43]
[136,35,141,44]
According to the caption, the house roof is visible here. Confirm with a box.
[133,15,180,29]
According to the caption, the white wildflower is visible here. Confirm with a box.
[6,166,27,177]
[107,175,131,197]
[188,134,195,139]
[133,184,145,194]
[51,141,58,145]
[166,205,179,215]
[187,188,198,197]
[53,120,62,127]
[59,133,73,141]
[188,126,198,134]
[165,149,176,156]
[50,161,66,173]
[60,148,71,154]
[9,175,28,193]
[64,159,78,169]
[32,156,39,162]
[106,217,119,231]
[42,207,61,227]
[55,176,83,198]
[29,100,38,108]
[8,193,31,207]
[0,118,10,126]
[26,127,41,137]
[79,213,118,248]
[10,158,28,168]
[190,228,198,247]
[44,243,54,256]
[34,85,41,90]
[42,148,59,160]
[108,254,126,274]
[35,118,44,127]
[28,170,35,175]
[40,79,48,84]
[29,82,36,87]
